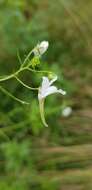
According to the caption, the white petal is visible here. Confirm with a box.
[42,77,50,89]
[49,76,58,85]
[44,87,66,97]
[58,89,66,95]
[44,86,58,97]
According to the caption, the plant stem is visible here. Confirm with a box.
[0,85,29,104]
[0,67,26,82]
[15,76,38,90]
[21,50,33,68]
[27,67,53,75]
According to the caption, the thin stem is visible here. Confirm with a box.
[15,75,38,90]
[27,67,53,75]
[0,85,29,104]
[0,65,53,83]
[0,67,26,82]
[21,49,33,68]
[17,50,22,65]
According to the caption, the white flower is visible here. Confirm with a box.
[33,41,49,56]
[62,106,72,117]
[38,76,66,127]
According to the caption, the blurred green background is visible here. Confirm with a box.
[0,0,92,189]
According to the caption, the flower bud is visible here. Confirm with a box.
[62,106,72,117]
[33,41,49,56]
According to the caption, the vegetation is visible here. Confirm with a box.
[0,0,92,189]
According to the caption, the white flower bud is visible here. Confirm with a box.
[33,41,49,56]
[62,107,72,117]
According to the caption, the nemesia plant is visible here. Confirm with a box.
[0,41,66,127]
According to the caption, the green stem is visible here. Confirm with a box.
[17,50,22,65]
[15,76,38,90]
[0,85,29,104]
[0,67,26,82]
[0,65,53,83]
[0,50,33,82]
[27,67,53,75]
[21,50,33,68]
